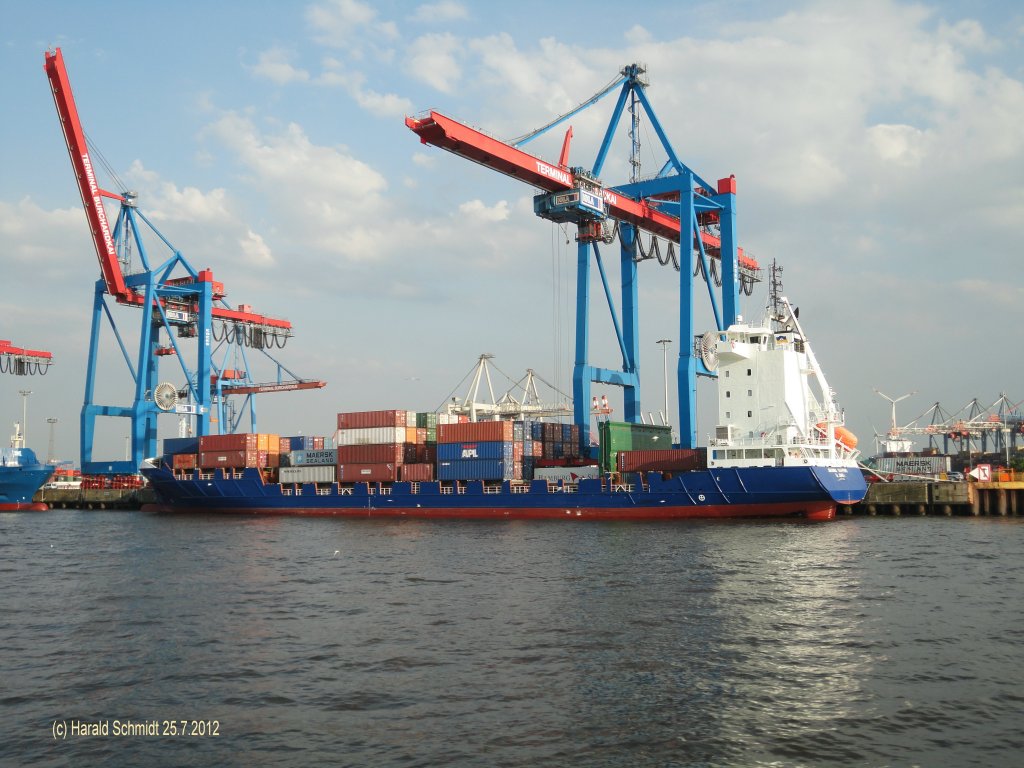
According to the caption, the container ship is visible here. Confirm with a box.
[141,299,867,521]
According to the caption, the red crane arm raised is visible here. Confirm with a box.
[406,111,758,272]
[44,49,292,332]
[44,48,132,302]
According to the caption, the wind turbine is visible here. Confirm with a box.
[873,388,917,453]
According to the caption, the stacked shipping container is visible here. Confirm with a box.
[160,416,632,486]
[335,410,435,482]
[196,432,282,469]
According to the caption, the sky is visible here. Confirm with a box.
[1,0,1022,465]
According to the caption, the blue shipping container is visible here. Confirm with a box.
[436,441,513,461]
[164,437,199,456]
[437,458,514,481]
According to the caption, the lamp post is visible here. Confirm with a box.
[47,418,58,464]
[18,389,32,445]
[656,339,671,427]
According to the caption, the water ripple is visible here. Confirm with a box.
[1,513,1022,766]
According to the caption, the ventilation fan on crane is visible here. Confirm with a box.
[699,331,719,372]
[154,382,178,411]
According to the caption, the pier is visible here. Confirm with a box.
[849,475,1024,516]
[36,486,157,510]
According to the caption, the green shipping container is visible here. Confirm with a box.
[598,421,672,472]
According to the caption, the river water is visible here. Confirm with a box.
[1,511,1022,767]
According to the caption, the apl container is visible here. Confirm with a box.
[436,458,519,481]
[436,441,514,461]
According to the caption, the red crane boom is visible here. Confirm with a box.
[43,48,292,332]
[406,110,758,272]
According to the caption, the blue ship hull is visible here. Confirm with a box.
[141,463,866,521]
[0,448,53,511]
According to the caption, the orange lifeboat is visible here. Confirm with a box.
[815,422,858,450]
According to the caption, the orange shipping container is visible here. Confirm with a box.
[438,421,514,444]
[198,449,260,468]
[199,433,258,452]
[337,444,405,464]
[337,462,400,482]
[172,453,197,469]
[337,410,407,429]
[400,463,434,481]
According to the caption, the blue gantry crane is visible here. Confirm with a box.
[407,64,759,451]
[44,48,324,474]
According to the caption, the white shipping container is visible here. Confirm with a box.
[334,427,405,446]
[279,465,337,484]
[533,465,600,483]
[874,455,951,476]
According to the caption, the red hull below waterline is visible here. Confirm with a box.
[141,500,838,521]
[0,502,49,512]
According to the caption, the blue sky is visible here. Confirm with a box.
[2,0,1022,463]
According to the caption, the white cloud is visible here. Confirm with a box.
[319,58,413,117]
[458,199,509,222]
[125,161,233,225]
[251,47,311,85]
[409,1,469,23]
[239,230,274,267]
[866,123,929,166]
[306,0,399,54]
[405,33,463,93]
[202,112,391,263]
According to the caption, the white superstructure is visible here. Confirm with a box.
[707,298,860,470]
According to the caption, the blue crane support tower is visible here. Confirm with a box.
[407,64,759,451]
[44,48,324,474]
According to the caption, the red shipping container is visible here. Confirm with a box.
[312,436,325,450]
[337,443,405,464]
[438,421,514,444]
[199,433,258,452]
[337,462,400,482]
[172,453,197,469]
[400,463,434,481]
[198,449,259,468]
[513,442,524,461]
[337,410,407,430]
[617,449,707,473]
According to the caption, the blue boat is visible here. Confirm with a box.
[0,446,53,511]
[141,299,868,521]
